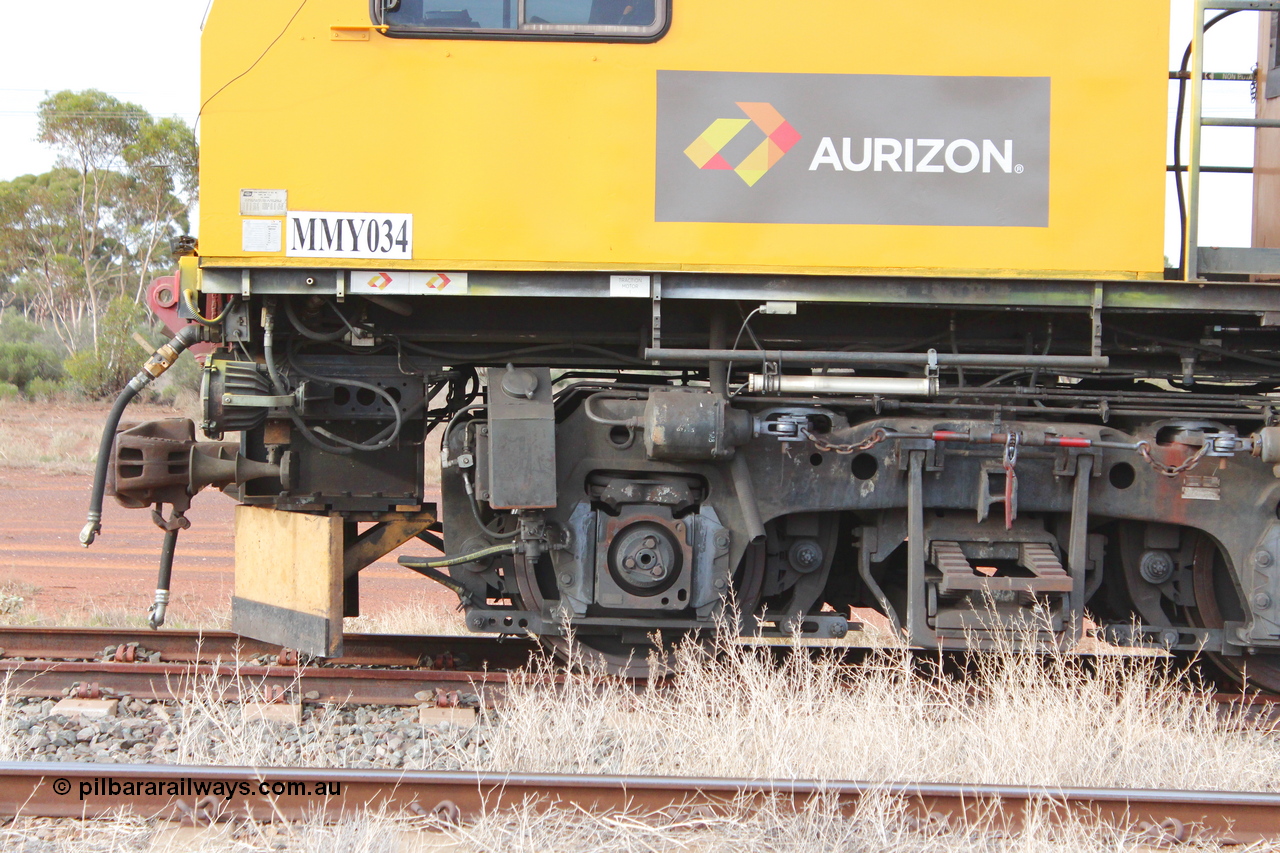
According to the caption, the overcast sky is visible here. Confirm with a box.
[0,0,1264,259]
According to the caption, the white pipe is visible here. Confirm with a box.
[747,374,935,396]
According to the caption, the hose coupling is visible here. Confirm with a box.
[148,589,171,630]
[79,511,102,548]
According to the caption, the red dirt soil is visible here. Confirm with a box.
[0,467,453,627]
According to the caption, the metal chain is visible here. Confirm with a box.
[804,427,889,455]
[1002,430,1020,468]
[1137,440,1211,477]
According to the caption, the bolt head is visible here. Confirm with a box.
[1255,592,1273,610]
[222,394,233,404]
[558,572,572,586]
[714,578,727,589]
[1258,551,1275,568]
[1138,550,1175,585]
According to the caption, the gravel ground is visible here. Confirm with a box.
[7,697,484,770]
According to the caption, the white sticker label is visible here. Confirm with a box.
[286,212,413,259]
[352,271,469,295]
[1181,487,1221,501]
[242,219,282,253]
[610,274,650,297]
[240,189,288,216]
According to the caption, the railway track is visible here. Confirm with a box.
[0,626,1274,708]
[0,762,1276,843]
[0,627,538,706]
[0,627,1277,842]
[0,627,538,668]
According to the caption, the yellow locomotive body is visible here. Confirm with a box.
[199,0,1167,279]
[89,1,1280,686]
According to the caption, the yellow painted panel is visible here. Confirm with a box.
[199,0,1169,279]
[233,505,341,620]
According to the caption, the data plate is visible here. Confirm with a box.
[240,189,288,216]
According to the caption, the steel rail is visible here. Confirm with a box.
[0,660,514,706]
[0,627,538,669]
[3,627,1275,710]
[0,762,1276,841]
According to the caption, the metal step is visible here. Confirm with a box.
[931,540,1073,596]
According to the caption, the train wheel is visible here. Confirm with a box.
[1187,533,1280,693]
[514,542,766,677]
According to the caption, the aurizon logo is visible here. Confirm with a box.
[683,102,802,187]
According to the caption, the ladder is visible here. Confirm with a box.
[1184,0,1280,279]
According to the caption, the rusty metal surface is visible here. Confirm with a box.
[0,762,1277,842]
[0,660,509,706]
[0,627,538,669]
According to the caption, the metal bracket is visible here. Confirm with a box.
[1090,282,1104,358]
[1064,454,1093,645]
[650,273,662,349]
[905,449,930,646]
[223,393,298,408]
[896,438,935,471]
[336,270,347,302]
[241,270,252,299]
[754,409,810,441]
[972,461,1013,522]
[224,300,252,342]
[1053,446,1102,478]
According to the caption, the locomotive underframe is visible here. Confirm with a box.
[125,268,1280,677]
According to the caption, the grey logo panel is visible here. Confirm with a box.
[656,71,1050,227]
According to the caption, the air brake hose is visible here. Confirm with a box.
[399,544,521,609]
[80,324,203,547]
[148,527,179,629]
[400,542,520,570]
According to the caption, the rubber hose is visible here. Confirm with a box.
[265,314,353,456]
[284,297,347,341]
[81,324,202,547]
[148,527,179,629]
[399,542,519,569]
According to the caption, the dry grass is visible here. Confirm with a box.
[447,793,1265,853]
[127,619,1280,791]
[4,626,1280,850]
[0,399,197,474]
[0,809,435,853]
[0,587,230,632]
[481,628,1280,792]
[0,795,1267,852]
[343,602,473,637]
[161,661,349,768]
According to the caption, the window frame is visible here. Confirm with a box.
[370,0,671,43]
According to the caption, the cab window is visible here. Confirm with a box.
[375,0,666,39]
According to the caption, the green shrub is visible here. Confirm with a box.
[0,382,19,402]
[24,376,73,401]
[153,343,202,405]
[0,313,43,344]
[64,297,151,399]
[0,340,63,391]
